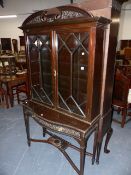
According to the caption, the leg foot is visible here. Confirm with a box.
[92,128,98,165]
[104,128,113,154]
[23,108,31,147]
[27,140,31,147]
[96,142,102,164]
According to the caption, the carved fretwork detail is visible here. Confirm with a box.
[40,10,86,22]
[27,15,42,25]
[56,10,85,20]
[27,11,88,25]
[23,104,81,138]
[48,136,68,150]
[24,6,93,26]
[32,114,81,138]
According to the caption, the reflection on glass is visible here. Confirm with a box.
[58,32,89,117]
[29,35,53,105]
[40,35,52,104]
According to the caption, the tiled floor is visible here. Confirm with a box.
[0,105,131,175]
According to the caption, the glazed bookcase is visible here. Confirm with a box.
[20,5,111,175]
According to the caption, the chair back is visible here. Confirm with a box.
[113,69,130,107]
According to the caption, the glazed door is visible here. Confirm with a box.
[28,34,53,106]
[57,31,90,117]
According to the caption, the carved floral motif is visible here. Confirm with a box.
[31,114,80,138]
[26,7,92,26]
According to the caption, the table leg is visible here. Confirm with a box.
[9,88,14,107]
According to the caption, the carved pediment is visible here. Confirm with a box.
[22,6,94,27]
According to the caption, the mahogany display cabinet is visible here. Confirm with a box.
[20,5,113,175]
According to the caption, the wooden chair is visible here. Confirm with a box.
[16,83,28,104]
[112,69,131,127]
[0,87,9,108]
[5,73,28,107]
[122,47,131,65]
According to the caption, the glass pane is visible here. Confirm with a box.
[58,32,89,117]
[28,35,53,105]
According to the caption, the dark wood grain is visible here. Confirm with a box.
[20,2,124,174]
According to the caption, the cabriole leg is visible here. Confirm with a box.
[104,128,113,153]
[96,141,102,164]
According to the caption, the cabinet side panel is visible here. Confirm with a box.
[103,9,121,115]
[91,28,104,121]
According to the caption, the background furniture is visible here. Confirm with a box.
[0,87,9,108]
[19,36,25,51]
[16,51,26,70]
[12,39,18,53]
[112,69,131,127]
[0,74,27,107]
[124,47,131,62]
[120,40,131,50]
[0,53,27,108]
[116,40,131,65]
[1,38,12,51]
[0,55,17,75]
[117,65,131,87]
[16,81,28,104]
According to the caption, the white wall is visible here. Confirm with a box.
[0,0,131,50]
[0,0,70,48]
[118,1,131,47]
